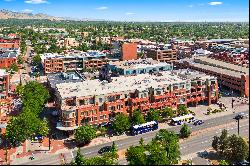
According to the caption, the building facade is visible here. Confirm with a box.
[146,48,177,62]
[121,43,138,61]
[0,37,20,49]
[54,70,218,130]
[174,57,249,97]
[99,58,173,81]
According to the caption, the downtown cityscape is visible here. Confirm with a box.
[0,0,249,165]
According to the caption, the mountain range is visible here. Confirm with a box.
[0,9,105,21]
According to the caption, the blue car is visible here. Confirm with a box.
[194,120,204,126]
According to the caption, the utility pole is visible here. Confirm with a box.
[237,119,240,135]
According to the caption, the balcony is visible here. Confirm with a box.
[130,97,149,103]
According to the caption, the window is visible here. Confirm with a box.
[99,98,103,103]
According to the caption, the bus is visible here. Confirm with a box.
[171,114,195,126]
[131,121,158,136]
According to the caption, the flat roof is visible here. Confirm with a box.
[56,70,215,99]
[194,57,249,74]
[109,58,172,70]
[47,72,84,89]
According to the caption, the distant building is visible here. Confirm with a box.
[174,57,249,97]
[121,43,138,61]
[146,48,177,62]
[41,51,116,74]
[99,58,173,81]
[64,38,79,49]
[0,69,11,118]
[0,51,18,68]
[0,37,20,49]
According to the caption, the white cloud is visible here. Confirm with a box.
[188,5,194,8]
[22,9,33,13]
[125,12,135,15]
[208,2,223,6]
[25,0,48,4]
[96,6,108,10]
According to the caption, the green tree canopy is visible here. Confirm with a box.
[161,107,174,119]
[146,109,161,122]
[6,110,49,146]
[75,125,97,145]
[125,145,147,165]
[32,54,42,66]
[212,129,249,161]
[112,113,130,135]
[180,123,191,138]
[130,109,145,125]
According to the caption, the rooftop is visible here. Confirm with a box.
[47,71,84,89]
[109,58,172,70]
[56,70,215,99]
[0,51,18,59]
[194,57,249,74]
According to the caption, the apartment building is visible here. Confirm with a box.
[146,48,177,62]
[64,38,79,49]
[54,70,218,130]
[121,43,138,61]
[0,51,18,68]
[42,51,114,74]
[99,58,173,81]
[0,37,20,49]
[0,69,11,118]
[174,57,249,97]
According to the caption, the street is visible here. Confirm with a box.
[18,110,249,165]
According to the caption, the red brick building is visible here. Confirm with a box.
[146,48,177,62]
[54,70,218,130]
[174,57,249,97]
[121,43,138,61]
[0,38,20,49]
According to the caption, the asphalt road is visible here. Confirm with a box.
[19,110,249,165]
[73,110,249,158]
[118,119,249,165]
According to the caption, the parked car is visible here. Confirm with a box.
[98,146,112,154]
[234,113,245,120]
[194,120,204,126]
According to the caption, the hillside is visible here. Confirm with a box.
[0,9,65,21]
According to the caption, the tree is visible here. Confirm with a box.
[16,84,24,96]
[225,134,249,161]
[125,145,147,165]
[180,124,191,138]
[147,140,168,165]
[21,81,50,115]
[72,148,86,165]
[32,54,41,66]
[212,130,249,162]
[74,125,97,145]
[146,109,161,122]
[212,129,229,157]
[6,110,49,146]
[17,55,23,65]
[154,129,181,165]
[130,109,145,125]
[177,105,189,116]
[139,137,145,147]
[161,107,174,119]
[77,43,89,52]
[10,63,18,72]
[112,113,130,135]
[110,141,119,160]
[219,160,229,165]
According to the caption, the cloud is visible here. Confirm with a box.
[96,6,108,10]
[208,2,223,6]
[188,5,194,8]
[125,12,135,15]
[22,9,33,13]
[25,0,48,4]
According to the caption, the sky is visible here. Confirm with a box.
[1,0,249,22]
